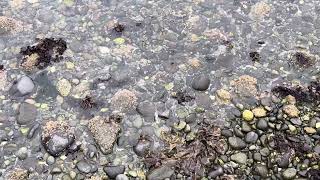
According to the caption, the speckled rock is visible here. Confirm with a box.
[88,116,120,154]
[110,89,138,112]
[6,168,28,180]
[41,121,75,157]
[242,110,254,121]
[56,78,72,97]
[283,105,299,118]
[282,168,297,179]
[252,107,267,118]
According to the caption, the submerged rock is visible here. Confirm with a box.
[17,103,37,125]
[191,74,210,91]
[41,121,75,157]
[10,76,35,97]
[88,116,120,154]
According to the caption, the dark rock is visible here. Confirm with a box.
[191,74,210,91]
[27,123,40,139]
[17,103,37,125]
[43,134,75,157]
[147,165,174,180]
[103,165,125,179]
[256,119,268,130]
[221,129,233,137]
[233,127,244,137]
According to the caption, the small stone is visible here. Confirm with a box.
[104,165,125,179]
[208,166,223,178]
[14,76,35,96]
[304,127,317,134]
[277,153,291,168]
[6,168,28,180]
[256,119,268,130]
[290,118,302,125]
[113,37,125,45]
[47,155,55,165]
[76,161,92,174]
[111,89,138,112]
[65,61,75,69]
[228,137,246,150]
[254,164,268,178]
[245,131,258,143]
[285,95,296,105]
[288,125,296,132]
[51,167,62,174]
[250,1,271,19]
[316,122,320,129]
[57,78,72,97]
[173,121,186,131]
[283,105,299,118]
[17,103,37,125]
[252,107,267,118]
[230,152,247,164]
[242,110,254,121]
[16,147,28,160]
[41,121,75,157]
[133,139,151,156]
[88,116,120,154]
[147,165,174,180]
[136,102,155,117]
[216,89,231,103]
[116,174,129,180]
[260,148,270,156]
[191,74,210,91]
[282,168,297,180]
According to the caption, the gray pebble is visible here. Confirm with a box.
[260,148,270,156]
[76,161,92,174]
[254,164,268,178]
[245,132,258,143]
[208,166,223,178]
[277,152,291,168]
[16,147,28,160]
[221,129,233,137]
[282,168,297,179]
[191,74,210,91]
[228,137,246,150]
[133,139,151,156]
[137,102,156,118]
[230,152,247,164]
[104,165,125,179]
[17,103,37,125]
[116,174,129,180]
[147,165,174,180]
[256,119,268,130]
[47,155,55,165]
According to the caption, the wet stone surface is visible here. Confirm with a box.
[1,0,320,179]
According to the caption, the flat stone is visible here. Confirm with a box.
[17,103,37,125]
[228,137,246,150]
[245,131,258,143]
[147,165,174,180]
[282,168,297,180]
[230,152,247,164]
[104,165,125,179]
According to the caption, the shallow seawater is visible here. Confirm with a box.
[1,0,320,179]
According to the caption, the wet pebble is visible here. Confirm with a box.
[282,168,297,179]
[245,131,258,143]
[16,147,28,160]
[256,119,268,130]
[10,76,35,96]
[147,165,174,180]
[230,152,247,164]
[254,164,268,178]
[277,152,291,168]
[103,165,125,179]
[191,74,210,91]
[208,166,223,178]
[76,160,97,174]
[17,103,37,125]
[133,139,151,156]
[116,174,129,180]
[228,137,246,150]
